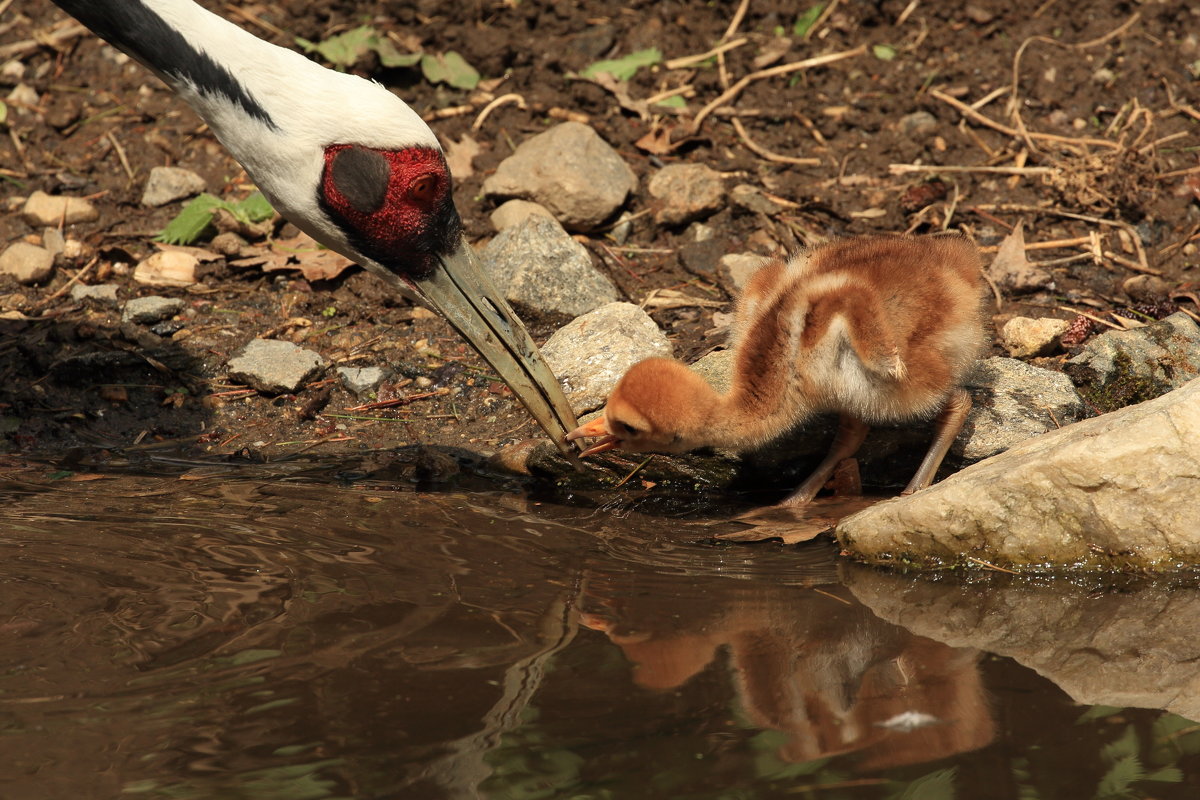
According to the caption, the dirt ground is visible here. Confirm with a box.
[2,0,1198,482]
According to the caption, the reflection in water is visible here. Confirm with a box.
[0,461,1197,799]
[581,571,992,772]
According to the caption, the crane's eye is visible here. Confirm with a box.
[410,174,437,203]
[615,420,641,437]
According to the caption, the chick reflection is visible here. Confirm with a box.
[580,572,993,771]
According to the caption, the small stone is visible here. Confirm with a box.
[541,302,673,414]
[227,338,327,395]
[719,253,767,293]
[647,163,725,226]
[483,214,617,319]
[22,191,99,227]
[729,184,782,215]
[0,242,54,284]
[5,83,38,109]
[141,166,207,207]
[899,110,938,138]
[1122,274,1169,303]
[133,250,198,287]
[481,121,637,231]
[338,366,387,396]
[41,227,66,259]
[1000,316,1071,358]
[678,238,724,276]
[964,4,994,24]
[1092,67,1116,85]
[122,296,185,325]
[209,231,248,257]
[489,199,555,232]
[70,283,120,307]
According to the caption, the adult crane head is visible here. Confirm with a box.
[51,0,580,454]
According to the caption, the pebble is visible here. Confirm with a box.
[227,338,327,395]
[141,166,207,207]
[1000,316,1071,358]
[647,163,725,226]
[121,295,185,325]
[954,357,1087,461]
[133,250,198,287]
[1064,312,1200,411]
[899,110,938,138]
[6,83,38,110]
[541,302,673,413]
[22,191,99,227]
[719,253,767,293]
[481,121,637,231]
[729,184,783,216]
[338,365,387,396]
[489,199,555,232]
[41,227,65,259]
[69,283,120,307]
[1122,274,1169,303]
[483,214,617,319]
[0,241,54,284]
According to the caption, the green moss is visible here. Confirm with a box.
[1079,349,1165,413]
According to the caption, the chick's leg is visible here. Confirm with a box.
[780,414,870,506]
[903,388,971,495]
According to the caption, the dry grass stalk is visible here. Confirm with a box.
[732,118,821,166]
[689,45,867,135]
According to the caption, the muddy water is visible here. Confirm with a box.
[1,459,1198,800]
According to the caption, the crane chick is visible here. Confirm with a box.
[567,235,986,505]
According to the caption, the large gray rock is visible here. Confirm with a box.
[1065,312,1200,412]
[647,163,725,226]
[483,214,617,319]
[955,357,1086,460]
[541,302,672,414]
[847,566,1200,721]
[0,242,54,284]
[481,122,637,231]
[141,166,207,207]
[837,376,1200,569]
[227,338,327,395]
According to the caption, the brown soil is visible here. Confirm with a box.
[2,0,1198,479]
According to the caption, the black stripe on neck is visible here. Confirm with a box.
[52,0,278,129]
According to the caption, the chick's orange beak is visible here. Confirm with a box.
[566,415,621,458]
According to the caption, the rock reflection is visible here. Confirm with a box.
[845,565,1200,722]
[579,567,994,772]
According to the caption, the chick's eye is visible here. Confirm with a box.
[409,174,437,203]
[616,421,641,437]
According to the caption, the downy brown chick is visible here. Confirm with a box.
[567,235,986,505]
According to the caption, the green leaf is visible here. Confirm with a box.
[232,191,275,224]
[420,51,481,90]
[0,99,7,126]
[581,47,662,81]
[156,193,223,244]
[1076,705,1126,725]
[654,95,687,109]
[1144,766,1183,783]
[873,44,897,61]
[1101,725,1140,764]
[296,25,377,69]
[297,25,422,72]
[1096,755,1144,799]
[793,5,825,37]
[889,767,957,800]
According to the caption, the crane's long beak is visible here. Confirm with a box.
[406,236,580,457]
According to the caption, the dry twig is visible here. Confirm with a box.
[731,118,821,166]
